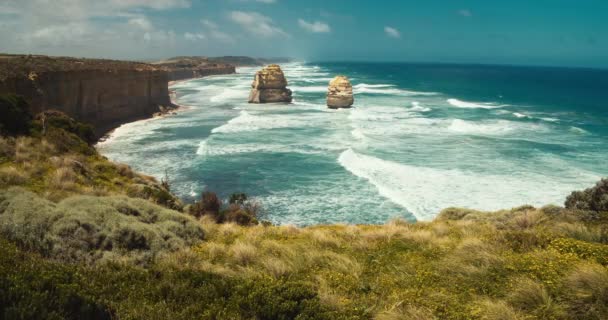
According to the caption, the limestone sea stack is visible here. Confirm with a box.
[248,64,293,103]
[327,76,354,108]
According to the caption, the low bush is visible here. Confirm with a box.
[0,187,204,264]
[549,237,608,265]
[565,179,608,213]
[32,110,96,145]
[189,192,260,226]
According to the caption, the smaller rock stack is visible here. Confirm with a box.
[327,76,354,109]
[248,64,293,103]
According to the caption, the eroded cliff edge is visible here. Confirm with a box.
[0,55,174,137]
[153,56,236,82]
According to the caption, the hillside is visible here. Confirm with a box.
[0,94,607,319]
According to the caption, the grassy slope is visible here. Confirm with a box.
[0,104,607,319]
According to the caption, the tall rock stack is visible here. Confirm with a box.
[327,76,354,108]
[248,64,293,103]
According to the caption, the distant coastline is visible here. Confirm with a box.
[0,54,283,141]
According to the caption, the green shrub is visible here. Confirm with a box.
[190,191,221,218]
[0,239,112,319]
[0,187,204,264]
[190,192,260,226]
[565,179,608,213]
[32,110,96,145]
[549,238,608,265]
[0,94,32,136]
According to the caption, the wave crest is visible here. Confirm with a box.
[447,98,504,109]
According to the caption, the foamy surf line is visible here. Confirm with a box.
[337,149,590,221]
[447,98,505,109]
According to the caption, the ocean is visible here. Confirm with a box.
[97,62,608,225]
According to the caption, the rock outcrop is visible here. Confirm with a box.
[327,76,354,108]
[248,65,293,103]
[153,57,236,82]
[0,55,174,137]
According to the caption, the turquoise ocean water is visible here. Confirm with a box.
[97,62,608,225]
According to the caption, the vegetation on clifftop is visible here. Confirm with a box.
[0,94,607,319]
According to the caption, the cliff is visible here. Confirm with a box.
[207,56,291,67]
[0,55,173,137]
[153,56,236,82]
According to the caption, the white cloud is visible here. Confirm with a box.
[201,19,219,29]
[298,19,330,33]
[107,0,191,11]
[184,32,205,41]
[143,29,176,44]
[128,17,153,31]
[199,18,235,43]
[239,0,276,3]
[384,26,401,38]
[458,9,472,17]
[229,11,289,38]
[20,22,95,46]
[2,0,191,22]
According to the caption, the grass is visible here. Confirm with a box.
[0,104,607,318]
[166,205,607,319]
[1,179,607,319]
[0,134,183,209]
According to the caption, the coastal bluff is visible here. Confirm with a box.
[0,55,173,137]
[153,56,236,82]
[248,64,293,103]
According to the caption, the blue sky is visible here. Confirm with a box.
[1,0,607,67]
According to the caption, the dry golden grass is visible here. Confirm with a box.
[262,257,292,278]
[229,241,257,265]
[49,167,78,190]
[375,304,436,320]
[0,166,28,185]
[0,136,14,158]
[474,299,521,320]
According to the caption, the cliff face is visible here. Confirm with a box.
[165,65,236,82]
[153,57,236,82]
[0,55,173,137]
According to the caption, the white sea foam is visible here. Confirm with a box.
[447,98,504,109]
[409,101,431,112]
[448,119,545,135]
[570,126,589,134]
[540,117,560,122]
[351,128,366,140]
[210,88,249,103]
[291,86,327,93]
[353,83,396,89]
[198,141,320,156]
[211,110,318,134]
[338,149,596,220]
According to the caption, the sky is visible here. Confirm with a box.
[1,0,607,68]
